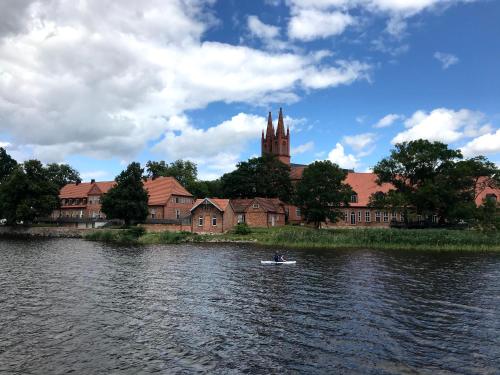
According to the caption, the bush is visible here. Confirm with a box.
[233,223,251,235]
[127,226,146,238]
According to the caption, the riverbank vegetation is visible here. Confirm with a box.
[83,226,500,251]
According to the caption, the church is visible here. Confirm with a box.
[262,108,417,227]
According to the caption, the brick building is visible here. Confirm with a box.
[190,198,236,233]
[231,197,286,228]
[54,176,194,221]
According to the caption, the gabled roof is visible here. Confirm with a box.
[144,177,193,205]
[191,198,231,212]
[475,177,500,206]
[231,197,285,213]
[60,181,115,199]
[59,176,192,206]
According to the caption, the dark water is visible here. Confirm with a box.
[1,239,499,374]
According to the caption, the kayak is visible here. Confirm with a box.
[260,261,296,265]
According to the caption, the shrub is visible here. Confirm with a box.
[127,226,146,238]
[233,223,251,235]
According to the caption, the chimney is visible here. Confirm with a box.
[91,179,95,184]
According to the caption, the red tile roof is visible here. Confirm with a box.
[59,181,115,199]
[191,198,231,212]
[475,177,499,206]
[144,177,192,205]
[59,177,192,206]
[346,173,393,207]
[231,197,284,213]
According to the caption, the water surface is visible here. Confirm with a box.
[1,238,499,374]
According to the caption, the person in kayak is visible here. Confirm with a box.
[279,254,286,262]
[274,252,280,262]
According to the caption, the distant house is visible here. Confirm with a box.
[231,197,285,228]
[53,176,194,222]
[190,198,236,233]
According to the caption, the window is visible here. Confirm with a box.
[391,211,397,221]
[151,209,156,219]
[417,214,422,222]
[176,209,180,219]
[344,211,348,222]
[296,208,301,217]
[350,211,356,225]
[432,215,438,223]
[237,214,246,223]
[252,203,259,209]
[365,211,371,222]
[175,197,180,203]
[375,211,381,222]
[383,212,389,222]
[358,211,362,223]
[212,215,217,226]
[350,194,358,203]
[486,194,497,202]
[198,216,203,226]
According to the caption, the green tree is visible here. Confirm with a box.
[295,160,353,228]
[101,162,149,226]
[189,179,223,198]
[0,147,17,183]
[372,140,499,224]
[476,197,499,231]
[220,155,293,201]
[0,160,59,224]
[145,159,197,187]
[46,163,81,189]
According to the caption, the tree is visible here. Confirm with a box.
[145,159,197,187]
[295,160,353,228]
[372,140,499,225]
[46,163,81,189]
[0,160,59,224]
[0,147,17,183]
[220,155,293,201]
[101,162,149,226]
[188,179,223,199]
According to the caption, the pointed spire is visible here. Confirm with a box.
[276,107,285,138]
[266,111,274,138]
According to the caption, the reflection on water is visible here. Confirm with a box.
[1,238,499,374]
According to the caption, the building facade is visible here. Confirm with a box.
[53,176,194,222]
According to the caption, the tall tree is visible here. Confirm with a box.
[0,147,17,183]
[0,160,59,224]
[46,163,81,189]
[295,161,353,228]
[220,155,293,201]
[145,159,197,187]
[101,162,149,226]
[372,140,499,224]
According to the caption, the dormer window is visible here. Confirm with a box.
[252,203,259,209]
[350,194,358,203]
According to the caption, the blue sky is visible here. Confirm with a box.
[0,0,499,181]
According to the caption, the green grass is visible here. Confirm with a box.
[84,226,500,251]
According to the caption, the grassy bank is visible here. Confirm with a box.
[84,226,500,251]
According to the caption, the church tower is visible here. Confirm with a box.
[261,108,290,165]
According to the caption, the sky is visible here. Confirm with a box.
[0,0,499,181]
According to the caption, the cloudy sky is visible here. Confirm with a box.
[0,0,499,180]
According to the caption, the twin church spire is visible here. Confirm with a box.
[261,108,290,165]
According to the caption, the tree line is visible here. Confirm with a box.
[0,138,498,228]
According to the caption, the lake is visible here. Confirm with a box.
[1,238,499,374]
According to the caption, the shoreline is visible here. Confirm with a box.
[2,226,499,252]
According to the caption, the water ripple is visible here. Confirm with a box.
[1,239,500,374]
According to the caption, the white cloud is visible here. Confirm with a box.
[461,129,500,157]
[285,0,472,42]
[152,113,266,177]
[392,108,492,144]
[327,143,359,169]
[288,9,354,41]
[434,52,459,69]
[0,141,12,148]
[292,141,314,155]
[0,0,370,164]
[342,133,376,152]
[373,113,402,128]
[248,15,280,40]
